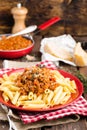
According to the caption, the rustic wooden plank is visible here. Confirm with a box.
[25,0,87,36]
[43,118,87,130]
[0,121,9,130]
[0,0,86,36]
[31,128,41,130]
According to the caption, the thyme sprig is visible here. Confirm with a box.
[75,71,87,93]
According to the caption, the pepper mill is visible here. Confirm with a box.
[11,3,28,34]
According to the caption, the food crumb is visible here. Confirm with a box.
[26,55,36,61]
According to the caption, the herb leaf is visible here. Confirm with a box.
[75,71,87,93]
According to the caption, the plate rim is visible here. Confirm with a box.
[0,68,83,112]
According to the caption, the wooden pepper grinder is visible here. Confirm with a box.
[11,3,28,34]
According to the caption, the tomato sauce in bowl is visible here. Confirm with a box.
[0,35,34,58]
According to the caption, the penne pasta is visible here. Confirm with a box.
[52,86,63,104]
[3,74,10,81]
[55,92,67,104]
[28,92,34,100]
[43,94,48,104]
[2,92,9,102]
[70,80,77,89]
[60,94,71,104]
[12,91,20,105]
[18,100,44,106]
[0,81,14,87]
[36,94,42,100]
[45,88,50,94]
[0,67,77,109]
[18,95,28,101]
[46,90,54,105]
[63,86,71,95]
[0,87,13,100]
[65,84,76,93]
[23,103,47,109]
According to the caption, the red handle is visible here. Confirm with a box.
[38,16,61,30]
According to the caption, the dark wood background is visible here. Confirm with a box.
[0,0,87,37]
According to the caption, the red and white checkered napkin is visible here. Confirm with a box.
[1,60,87,124]
[18,60,87,124]
[19,96,87,124]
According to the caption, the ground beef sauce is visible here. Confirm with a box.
[15,66,59,96]
[0,35,32,50]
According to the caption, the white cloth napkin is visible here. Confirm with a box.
[3,60,40,68]
[40,34,76,66]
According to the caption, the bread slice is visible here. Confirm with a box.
[44,42,73,61]
[74,42,87,66]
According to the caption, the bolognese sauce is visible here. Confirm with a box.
[0,35,32,50]
[15,66,59,96]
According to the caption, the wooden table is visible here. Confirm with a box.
[0,35,87,130]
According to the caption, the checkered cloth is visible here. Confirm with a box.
[0,60,87,124]
[19,96,87,124]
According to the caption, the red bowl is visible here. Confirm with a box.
[0,34,34,59]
